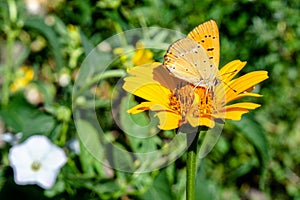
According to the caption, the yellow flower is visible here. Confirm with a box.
[67,24,81,45]
[131,41,154,66]
[10,66,34,92]
[122,61,268,130]
[113,47,128,64]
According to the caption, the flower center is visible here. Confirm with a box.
[168,84,217,126]
[195,87,213,116]
[168,94,181,113]
[175,85,195,115]
[31,160,42,171]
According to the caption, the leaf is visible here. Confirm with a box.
[76,119,116,177]
[83,180,121,199]
[141,170,173,200]
[229,113,269,188]
[24,17,64,70]
[79,28,95,56]
[119,94,161,153]
[72,43,112,98]
[111,142,135,172]
[76,119,104,162]
[195,160,219,200]
[0,94,55,136]
[198,124,223,159]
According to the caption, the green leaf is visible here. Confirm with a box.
[24,17,64,70]
[229,113,269,188]
[119,95,161,153]
[228,157,258,179]
[195,160,218,200]
[0,94,55,136]
[76,119,114,178]
[83,180,121,199]
[76,119,104,163]
[79,28,94,56]
[111,142,135,172]
[141,170,173,200]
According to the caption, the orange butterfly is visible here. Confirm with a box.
[164,20,220,89]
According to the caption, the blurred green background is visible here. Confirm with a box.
[0,0,299,199]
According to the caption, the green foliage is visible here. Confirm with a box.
[0,0,300,199]
[0,94,55,137]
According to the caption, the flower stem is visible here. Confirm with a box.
[2,0,18,107]
[186,132,200,200]
[74,69,126,99]
[2,32,14,107]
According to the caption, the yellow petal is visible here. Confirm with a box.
[186,111,215,128]
[123,82,171,106]
[217,103,261,120]
[199,116,215,128]
[220,60,246,82]
[127,102,154,114]
[151,104,175,112]
[226,71,268,103]
[225,102,261,110]
[228,92,262,102]
[123,63,172,106]
[223,108,249,120]
[156,111,181,130]
[126,62,161,79]
[132,49,154,66]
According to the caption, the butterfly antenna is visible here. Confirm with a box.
[221,69,238,77]
[222,80,237,93]
[219,69,238,93]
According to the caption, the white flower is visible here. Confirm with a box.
[0,132,22,145]
[66,138,80,155]
[9,135,67,189]
[58,73,71,87]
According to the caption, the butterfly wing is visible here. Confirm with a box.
[164,37,215,85]
[187,20,220,68]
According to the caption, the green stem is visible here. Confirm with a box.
[186,132,200,200]
[74,69,126,98]
[58,121,69,146]
[2,0,18,107]
[2,28,14,107]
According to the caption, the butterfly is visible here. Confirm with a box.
[163,20,220,90]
